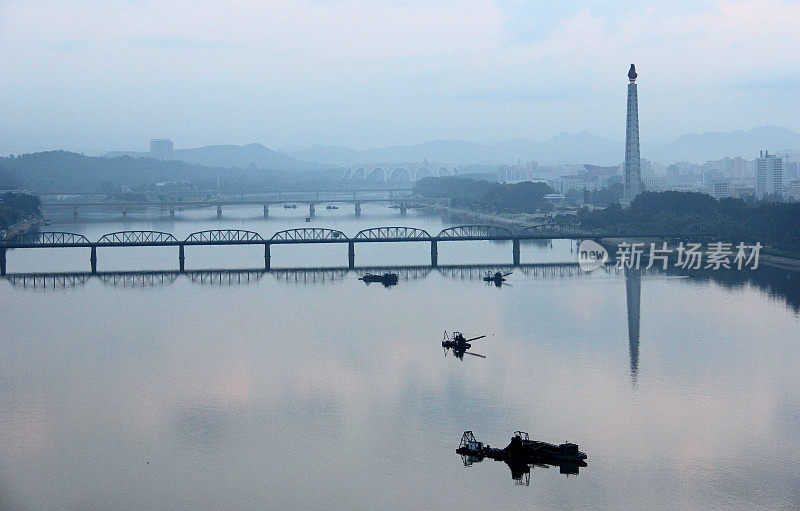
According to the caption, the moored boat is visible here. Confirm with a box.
[358,272,399,285]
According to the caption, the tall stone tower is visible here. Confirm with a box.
[623,64,643,204]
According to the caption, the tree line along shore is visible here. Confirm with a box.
[414,177,800,259]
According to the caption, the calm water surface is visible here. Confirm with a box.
[1,204,799,510]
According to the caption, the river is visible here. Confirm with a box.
[1,203,798,510]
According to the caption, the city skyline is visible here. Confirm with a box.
[2,0,799,154]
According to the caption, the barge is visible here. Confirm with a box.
[456,431,587,483]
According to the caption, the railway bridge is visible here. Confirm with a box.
[0,223,708,275]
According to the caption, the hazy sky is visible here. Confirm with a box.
[1,0,799,154]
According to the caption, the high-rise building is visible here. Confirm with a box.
[150,139,174,160]
[755,150,783,199]
[779,150,800,180]
[712,180,731,199]
[733,157,749,179]
[622,64,643,204]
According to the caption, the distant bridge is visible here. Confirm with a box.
[41,189,415,219]
[343,165,458,182]
[0,223,710,275]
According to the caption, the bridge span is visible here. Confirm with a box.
[0,224,707,275]
[42,189,414,218]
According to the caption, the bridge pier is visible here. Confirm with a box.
[399,203,407,216]
[216,205,222,218]
[0,247,6,276]
[121,205,127,217]
[170,205,175,218]
[355,202,361,217]
[348,241,355,269]
[430,240,438,267]
[309,204,315,218]
[264,243,271,269]
[178,244,185,272]
[512,238,520,266]
[90,245,97,274]
[73,205,78,219]
[263,204,269,218]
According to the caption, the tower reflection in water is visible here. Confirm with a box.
[626,268,641,384]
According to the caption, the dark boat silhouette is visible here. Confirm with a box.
[442,331,486,359]
[456,431,587,484]
[358,272,398,286]
[483,271,511,285]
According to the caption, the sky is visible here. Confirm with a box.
[1,0,799,154]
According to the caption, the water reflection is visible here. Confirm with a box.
[0,263,588,290]
[2,257,800,509]
[666,265,800,313]
[626,269,641,384]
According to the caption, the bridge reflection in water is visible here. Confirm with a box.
[1,263,591,290]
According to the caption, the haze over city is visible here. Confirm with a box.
[2,0,799,155]
[2,2,800,510]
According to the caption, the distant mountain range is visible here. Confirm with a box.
[98,126,800,170]
[288,126,800,166]
[103,143,328,171]
[644,126,800,163]
[286,132,621,166]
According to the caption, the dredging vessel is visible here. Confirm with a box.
[456,431,587,484]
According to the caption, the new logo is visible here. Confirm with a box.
[577,240,608,271]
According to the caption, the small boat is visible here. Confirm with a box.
[442,331,486,359]
[305,217,311,222]
[325,204,339,210]
[483,271,512,286]
[283,203,297,209]
[358,272,399,286]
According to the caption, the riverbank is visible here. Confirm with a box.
[760,254,800,270]
[416,199,545,230]
[0,216,41,241]
[600,238,800,272]
[417,200,800,272]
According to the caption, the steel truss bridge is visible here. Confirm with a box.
[1,263,598,290]
[0,223,709,275]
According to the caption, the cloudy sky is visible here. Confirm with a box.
[1,0,798,154]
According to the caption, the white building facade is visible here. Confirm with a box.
[755,151,783,198]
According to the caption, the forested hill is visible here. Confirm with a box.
[415,177,556,213]
[0,192,41,230]
[0,151,341,194]
[1,151,207,193]
[104,143,320,172]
